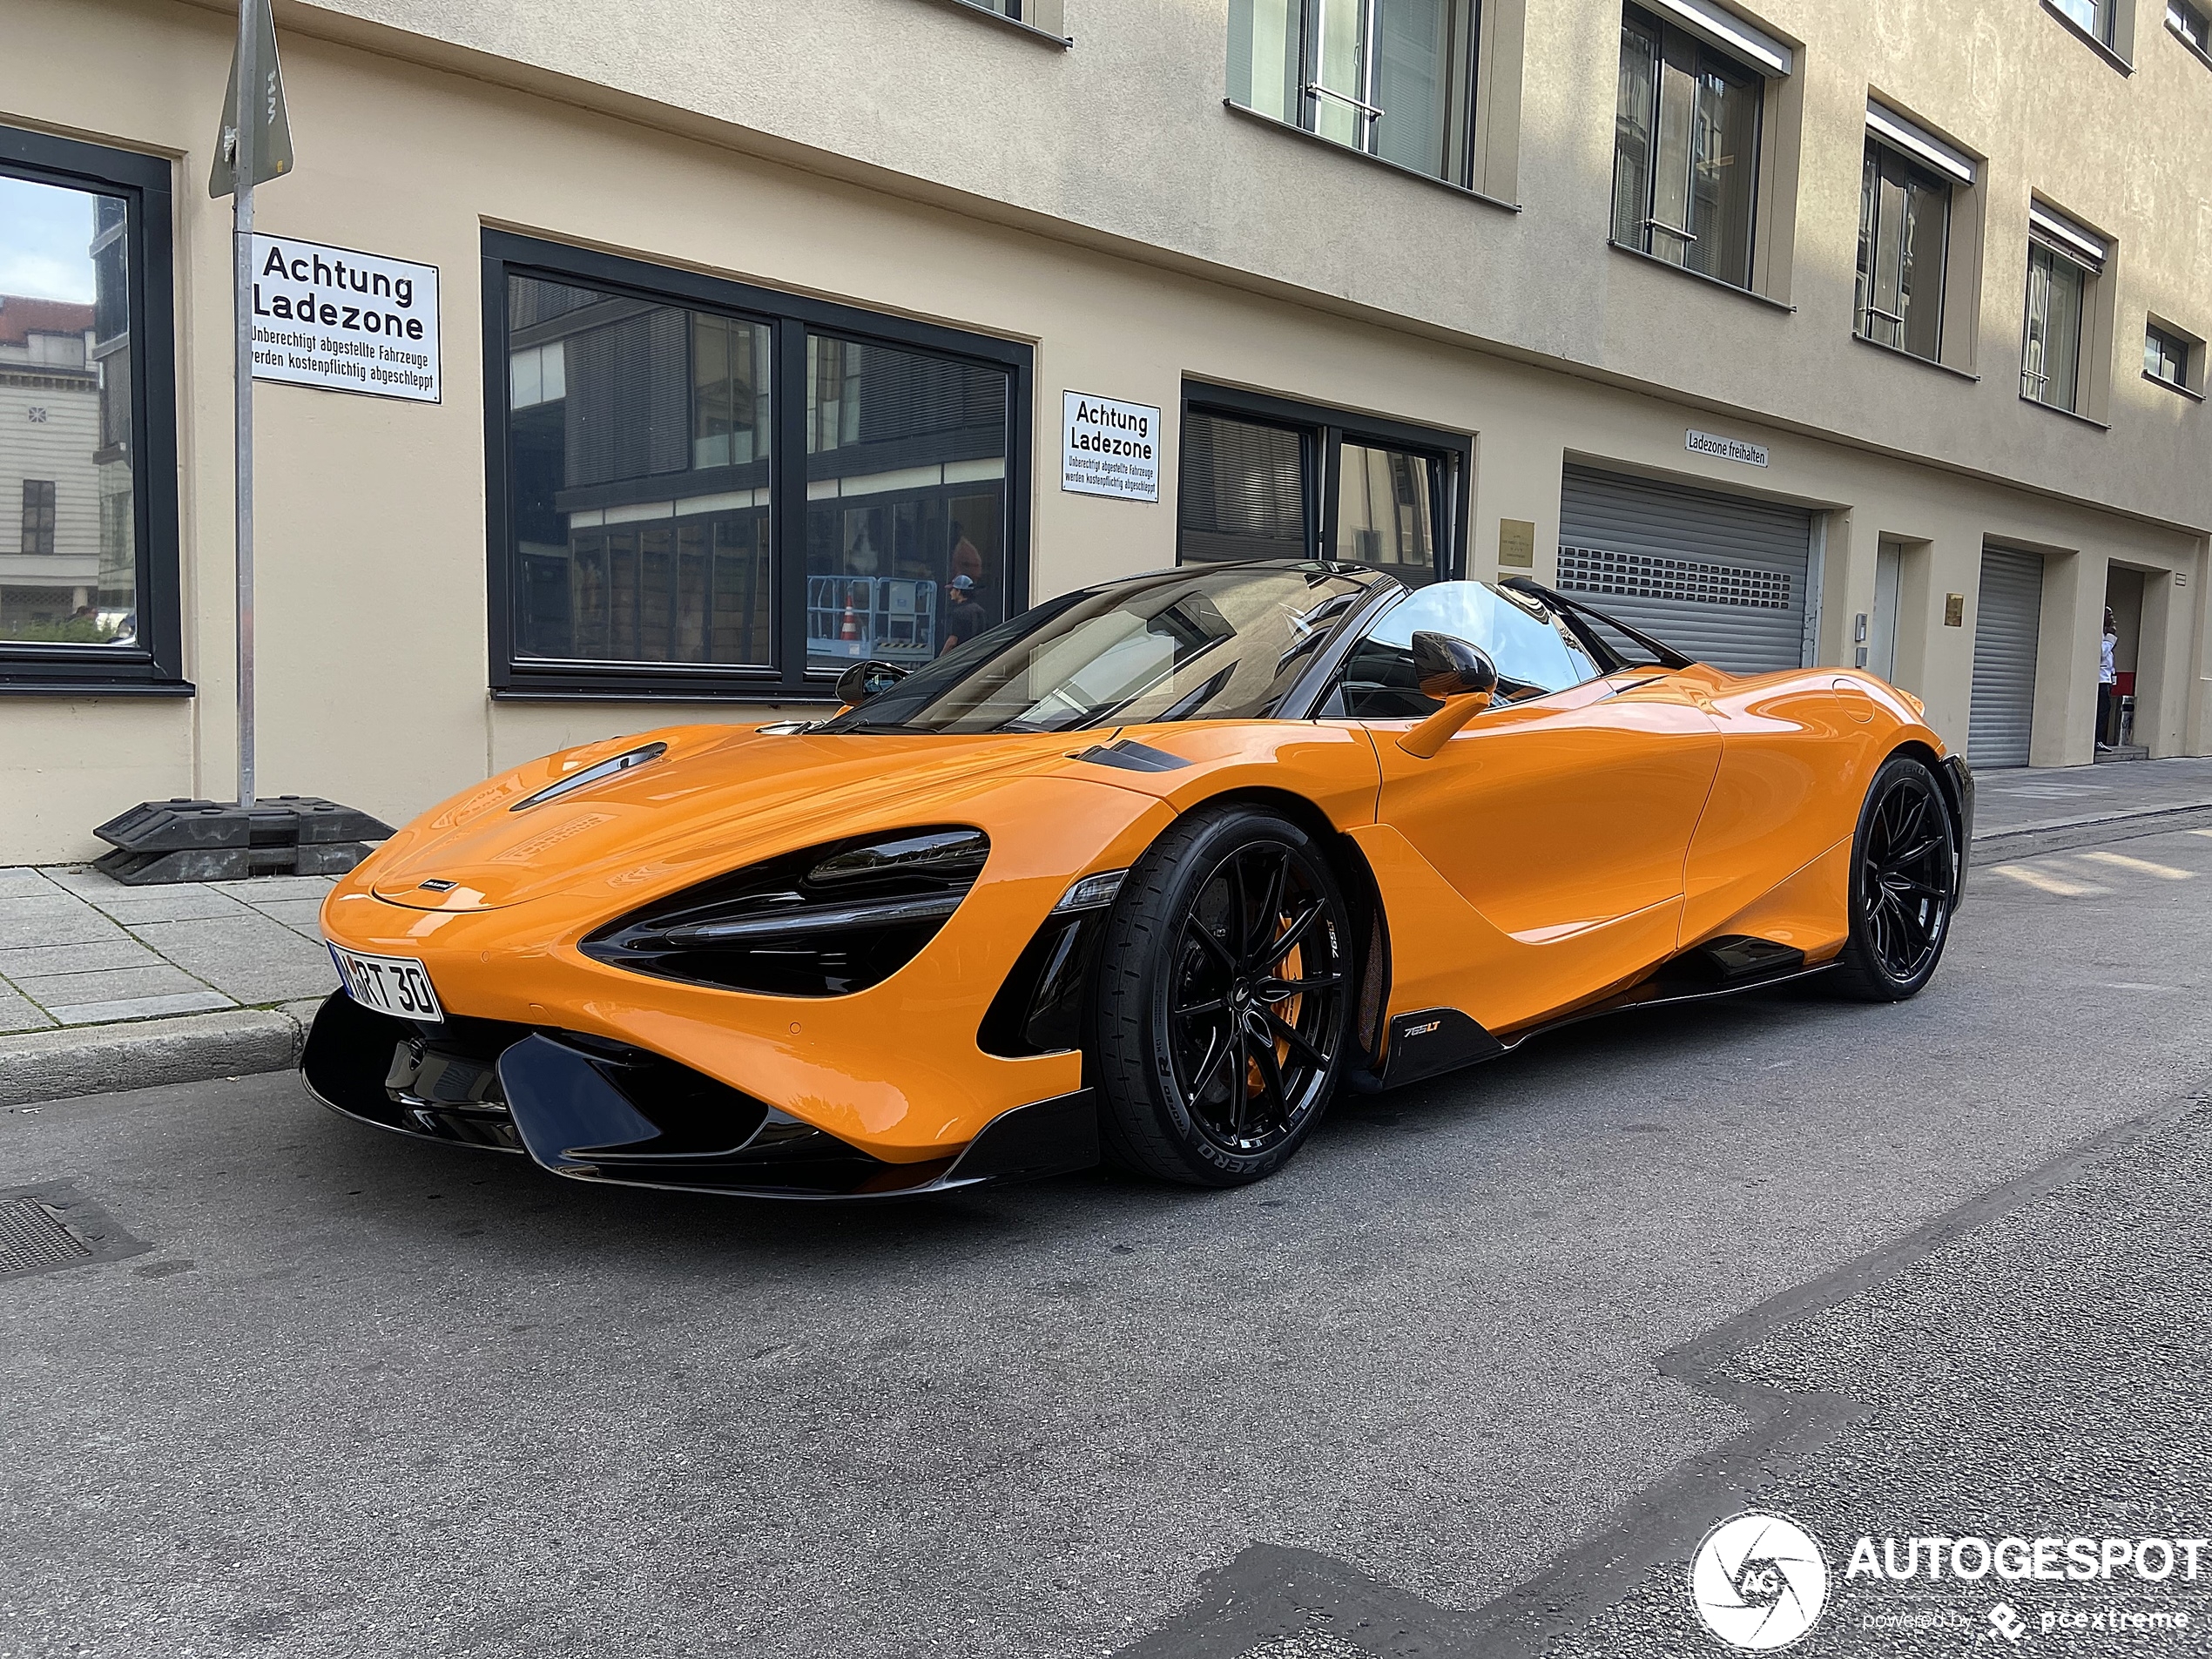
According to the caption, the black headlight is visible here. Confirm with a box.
[579,827,988,997]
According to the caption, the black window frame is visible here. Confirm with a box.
[1854,134,1952,363]
[2144,320,2195,390]
[2171,0,2212,58]
[1608,3,1767,294]
[20,479,57,556]
[0,125,185,697]
[482,231,1033,702]
[1176,382,1470,585]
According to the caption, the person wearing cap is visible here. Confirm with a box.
[941,572,988,653]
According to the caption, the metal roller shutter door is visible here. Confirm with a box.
[1558,466,1813,674]
[1968,547,2043,768]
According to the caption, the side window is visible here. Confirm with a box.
[1333,582,1602,718]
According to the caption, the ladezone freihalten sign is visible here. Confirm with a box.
[1062,392,1161,502]
[1685,427,1769,467]
[249,233,440,403]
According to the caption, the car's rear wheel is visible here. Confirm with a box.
[1831,753,1959,1002]
[1092,805,1355,1186]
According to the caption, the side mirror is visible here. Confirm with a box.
[1410,631,1498,701]
[1399,632,1498,759]
[834,658,909,705]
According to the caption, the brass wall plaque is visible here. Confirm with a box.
[1498,518,1536,569]
[1944,593,1966,627]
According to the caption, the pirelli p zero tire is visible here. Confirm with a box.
[1092,805,1356,1188]
[1831,752,1959,1003]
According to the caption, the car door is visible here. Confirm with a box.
[1332,582,1723,1035]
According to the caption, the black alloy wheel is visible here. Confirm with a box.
[1832,754,1959,1001]
[1093,806,1355,1186]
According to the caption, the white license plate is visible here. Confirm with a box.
[328,945,445,1024]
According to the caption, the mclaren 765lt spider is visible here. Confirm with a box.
[306,562,1971,1196]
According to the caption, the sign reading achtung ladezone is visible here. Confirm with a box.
[1062,391,1161,502]
[249,233,440,403]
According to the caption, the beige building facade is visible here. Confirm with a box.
[2,0,2209,863]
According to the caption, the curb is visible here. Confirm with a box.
[0,1002,320,1109]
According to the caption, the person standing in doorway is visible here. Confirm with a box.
[2096,606,2119,752]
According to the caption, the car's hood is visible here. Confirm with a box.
[363,724,1093,912]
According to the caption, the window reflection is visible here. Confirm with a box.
[507,275,773,667]
[0,176,137,646]
[805,334,1009,671]
[1334,442,1437,578]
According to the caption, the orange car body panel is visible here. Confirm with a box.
[320,654,1952,1157]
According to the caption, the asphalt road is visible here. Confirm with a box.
[3,819,2209,1659]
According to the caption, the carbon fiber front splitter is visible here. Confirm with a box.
[299,991,1098,1200]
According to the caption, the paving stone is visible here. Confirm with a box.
[248,896,329,934]
[0,984,52,1035]
[123,912,340,1006]
[212,875,340,904]
[0,903,127,951]
[0,867,64,899]
[13,963,221,1012]
[83,887,253,924]
[43,990,237,1026]
[0,939,165,980]
[38,865,129,899]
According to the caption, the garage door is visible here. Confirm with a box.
[1557,466,1814,675]
[1968,547,2044,768]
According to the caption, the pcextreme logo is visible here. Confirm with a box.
[1689,1513,1831,1651]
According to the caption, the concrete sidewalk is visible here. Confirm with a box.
[5,755,2212,1107]
[0,865,338,1106]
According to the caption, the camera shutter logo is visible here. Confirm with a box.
[1689,1513,1830,1650]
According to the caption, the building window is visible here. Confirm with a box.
[1228,0,1483,189]
[2145,320,2194,388]
[1609,3,1774,292]
[2020,206,2106,414]
[488,233,1030,698]
[952,0,1067,30]
[0,127,180,686]
[2170,0,2212,55]
[2054,0,2115,43]
[20,480,56,556]
[1855,105,1973,364]
[1177,384,1467,584]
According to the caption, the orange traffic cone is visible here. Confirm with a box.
[840,594,860,644]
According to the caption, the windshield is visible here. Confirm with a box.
[816,563,1382,735]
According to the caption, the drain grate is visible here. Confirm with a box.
[0,1197,93,1276]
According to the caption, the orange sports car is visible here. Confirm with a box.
[305,562,1971,1196]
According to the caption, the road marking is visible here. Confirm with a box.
[2188,829,2212,840]
[1990,864,2108,896]
[2101,982,2183,992]
[2077,850,2195,880]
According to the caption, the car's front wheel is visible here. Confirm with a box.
[1092,805,1356,1186]
[1831,752,1959,1001]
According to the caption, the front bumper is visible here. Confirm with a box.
[300,991,1098,1200]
